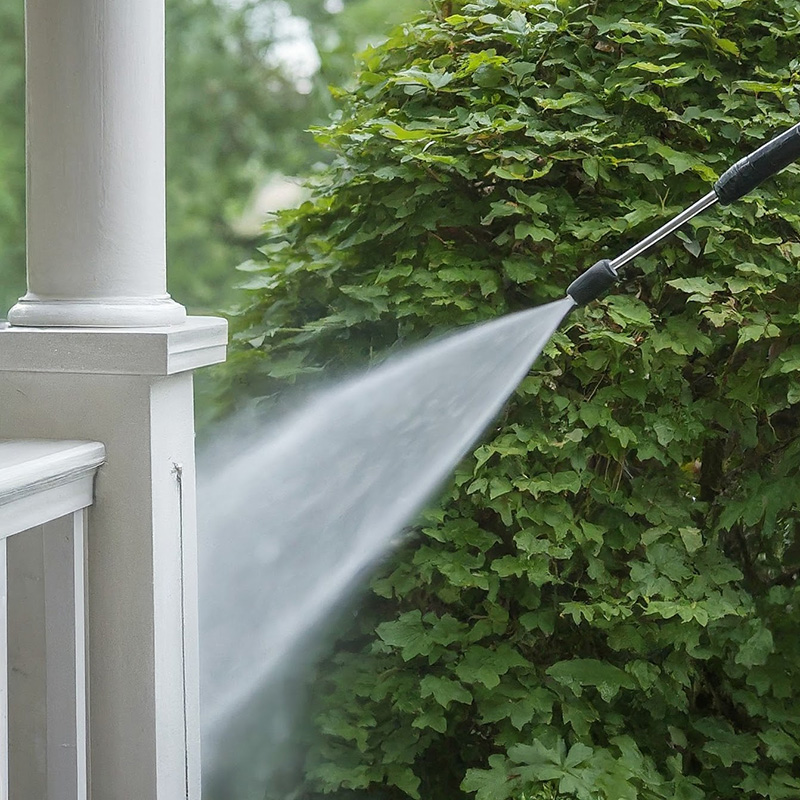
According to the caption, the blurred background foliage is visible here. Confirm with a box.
[0,0,426,315]
[0,0,25,315]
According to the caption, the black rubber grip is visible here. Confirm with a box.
[714,122,800,205]
[566,259,618,305]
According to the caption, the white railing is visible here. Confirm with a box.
[0,440,105,800]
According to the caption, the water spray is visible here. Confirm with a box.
[566,121,800,306]
[202,123,800,798]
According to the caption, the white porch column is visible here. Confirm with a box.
[9,0,185,327]
[0,0,229,796]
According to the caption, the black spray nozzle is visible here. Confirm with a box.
[563,121,800,306]
[714,121,800,205]
[566,259,618,306]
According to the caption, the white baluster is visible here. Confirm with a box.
[43,512,88,800]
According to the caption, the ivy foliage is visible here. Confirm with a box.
[219,0,800,797]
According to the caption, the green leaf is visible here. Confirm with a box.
[547,659,636,701]
[759,729,800,763]
[376,611,431,660]
[604,295,653,327]
[411,708,447,733]
[419,675,473,708]
[386,766,421,800]
[695,719,759,768]
[679,527,703,554]
[666,277,724,301]
[489,476,513,499]
[514,221,556,242]
[738,317,781,345]
[379,121,436,141]
[461,755,519,800]
[456,645,529,689]
[736,626,774,668]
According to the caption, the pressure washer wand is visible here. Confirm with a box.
[566,121,800,306]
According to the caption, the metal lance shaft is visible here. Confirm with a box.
[566,120,800,306]
[609,191,718,273]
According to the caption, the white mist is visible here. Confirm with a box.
[198,298,574,797]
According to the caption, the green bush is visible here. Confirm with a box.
[220,1,800,797]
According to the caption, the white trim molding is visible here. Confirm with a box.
[0,441,105,539]
[0,440,105,800]
[0,317,228,376]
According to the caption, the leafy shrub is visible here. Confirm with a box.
[220,0,800,797]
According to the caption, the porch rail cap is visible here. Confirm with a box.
[0,440,106,507]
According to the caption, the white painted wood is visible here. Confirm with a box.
[9,0,185,327]
[0,446,99,796]
[0,317,228,376]
[1,1,227,798]
[0,373,207,799]
[43,512,88,800]
[0,480,95,541]
[0,441,105,540]
[7,525,47,800]
[0,441,105,503]
[6,516,89,800]
[150,379,202,799]
[0,539,8,800]
[73,512,89,800]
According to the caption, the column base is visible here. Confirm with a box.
[7,295,187,328]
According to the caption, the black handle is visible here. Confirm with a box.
[566,259,618,306]
[714,122,800,205]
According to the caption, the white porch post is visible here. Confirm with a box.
[9,0,184,327]
[0,0,228,797]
